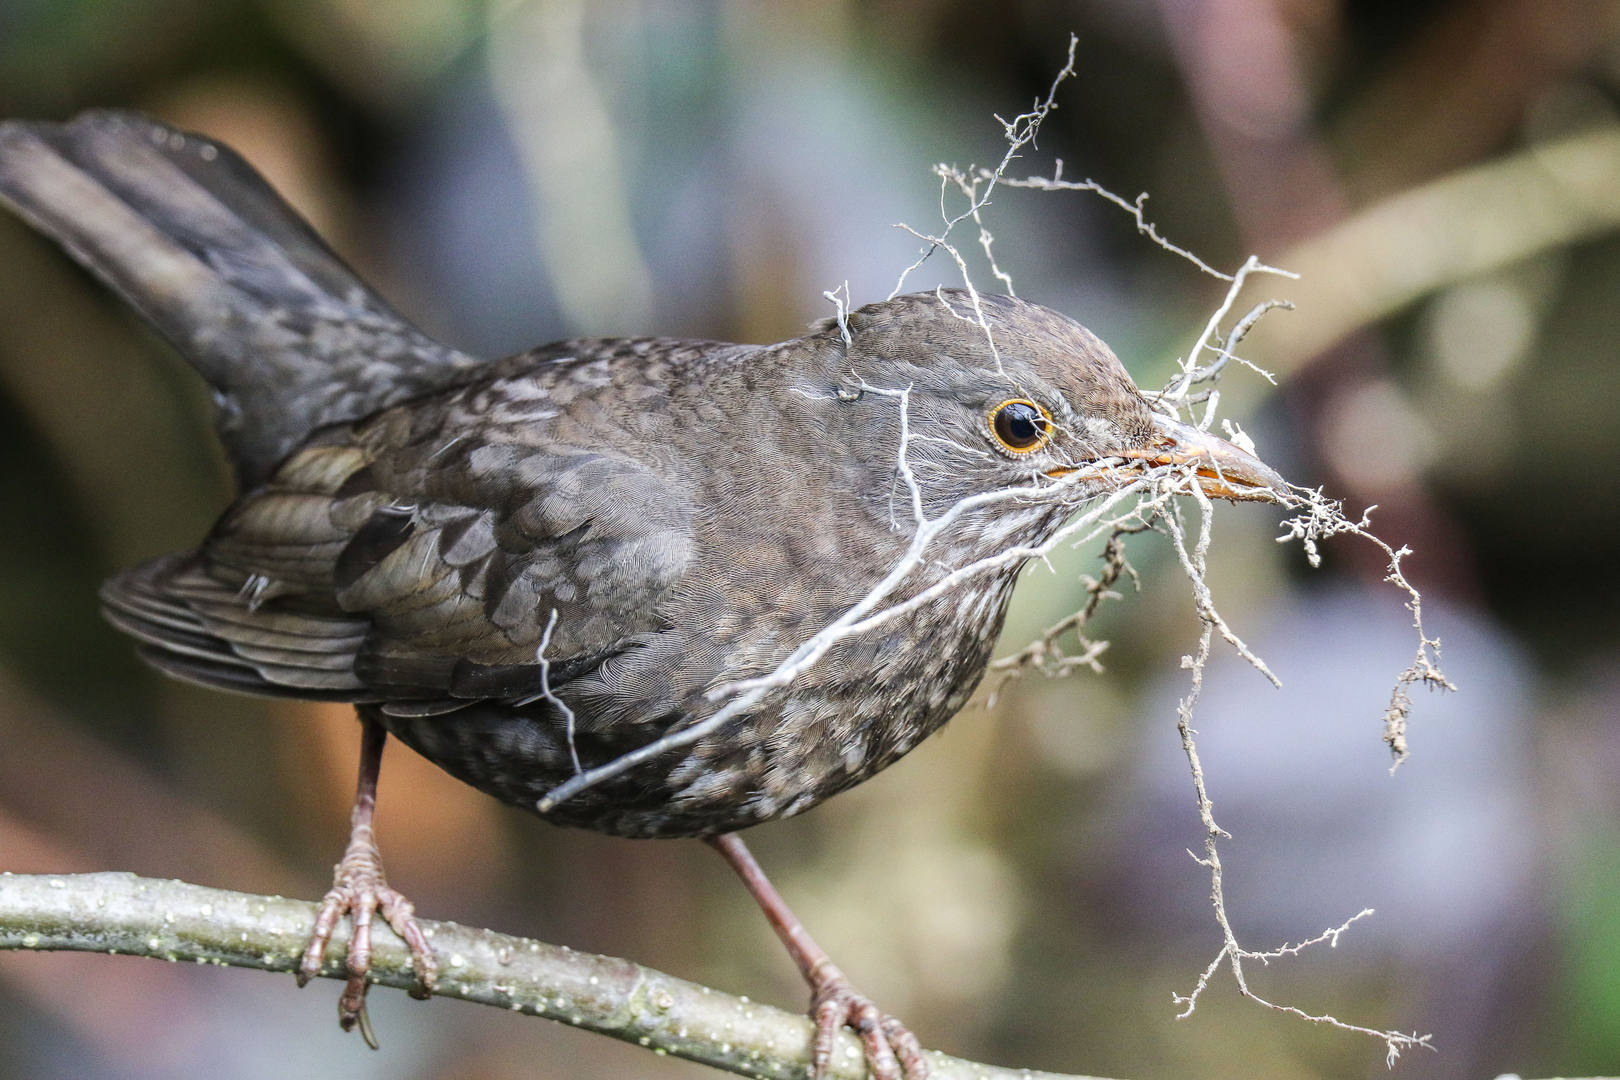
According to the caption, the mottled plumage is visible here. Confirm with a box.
[0,109,1283,1077]
[101,300,1154,838]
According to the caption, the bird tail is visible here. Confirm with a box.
[0,109,481,485]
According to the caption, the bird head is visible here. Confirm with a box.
[821,290,1286,514]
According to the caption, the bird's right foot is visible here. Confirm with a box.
[705,833,930,1079]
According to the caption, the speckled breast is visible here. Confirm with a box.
[373,569,1022,840]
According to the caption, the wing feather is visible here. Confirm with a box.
[101,372,697,703]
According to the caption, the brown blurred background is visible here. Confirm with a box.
[3,1,1620,1078]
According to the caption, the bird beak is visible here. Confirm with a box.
[1070,414,1289,502]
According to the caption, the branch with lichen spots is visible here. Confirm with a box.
[0,872,1100,1080]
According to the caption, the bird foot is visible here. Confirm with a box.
[810,975,928,1080]
[297,828,437,1048]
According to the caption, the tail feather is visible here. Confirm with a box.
[101,554,378,699]
[0,109,482,484]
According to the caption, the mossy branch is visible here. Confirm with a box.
[0,871,1092,1080]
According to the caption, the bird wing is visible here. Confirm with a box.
[101,377,699,706]
[0,110,484,485]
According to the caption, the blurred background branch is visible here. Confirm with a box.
[1250,126,1620,377]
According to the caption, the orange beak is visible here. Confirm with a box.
[1102,415,1289,502]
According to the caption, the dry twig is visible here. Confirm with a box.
[1274,494,1455,767]
[901,52,1455,1062]
[1162,489,1432,1066]
[532,40,1455,1062]
[981,250,1450,1062]
[885,32,1082,370]
[982,524,1148,706]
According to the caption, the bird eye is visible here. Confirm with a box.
[988,399,1051,454]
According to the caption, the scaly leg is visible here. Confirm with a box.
[706,833,928,1080]
[297,714,437,1047]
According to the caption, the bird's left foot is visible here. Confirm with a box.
[297,828,437,1047]
[810,973,928,1080]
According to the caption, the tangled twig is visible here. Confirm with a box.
[549,40,1454,1066]
[1275,492,1456,768]
[982,523,1149,706]
[948,56,1452,1059]
[886,32,1082,370]
[1162,487,1434,1066]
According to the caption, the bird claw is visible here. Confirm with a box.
[296,833,437,1045]
[810,977,927,1080]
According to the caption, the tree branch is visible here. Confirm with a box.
[0,871,1099,1080]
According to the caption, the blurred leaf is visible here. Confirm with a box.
[0,0,215,112]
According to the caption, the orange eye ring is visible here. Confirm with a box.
[988,399,1053,454]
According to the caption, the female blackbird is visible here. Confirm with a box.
[0,111,1284,1079]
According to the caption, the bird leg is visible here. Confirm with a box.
[298,714,437,1047]
[706,833,928,1080]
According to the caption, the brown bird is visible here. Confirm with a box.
[0,110,1284,1079]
